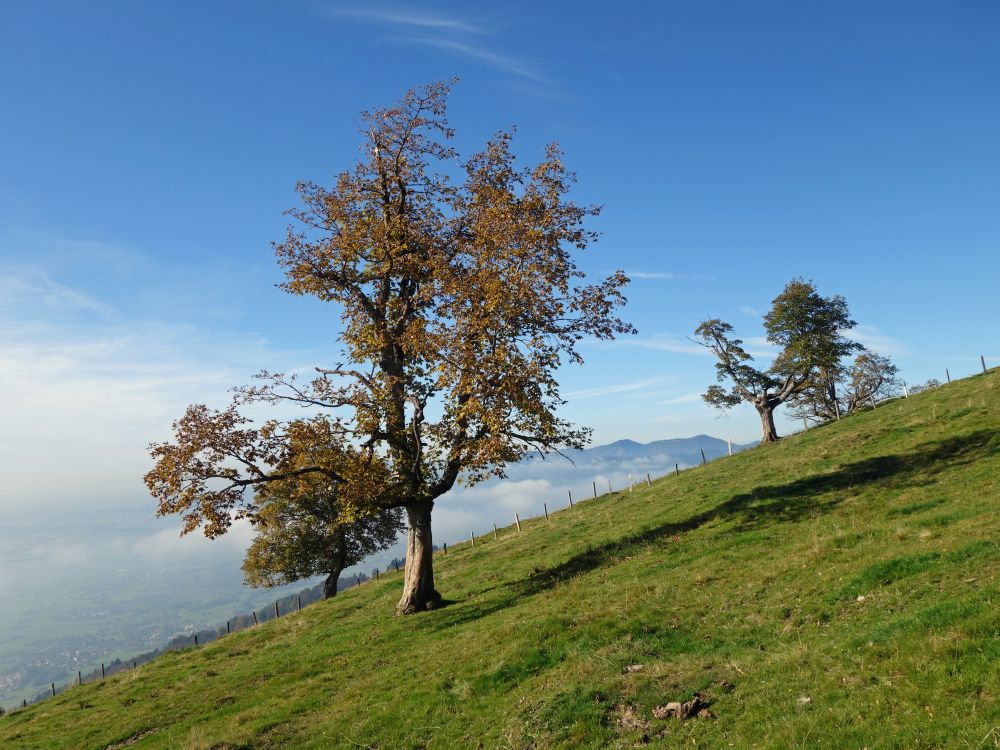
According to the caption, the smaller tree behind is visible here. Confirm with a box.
[243,488,403,599]
[790,350,901,423]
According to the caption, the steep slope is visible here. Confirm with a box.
[2,370,998,749]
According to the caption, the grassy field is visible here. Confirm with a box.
[2,371,999,749]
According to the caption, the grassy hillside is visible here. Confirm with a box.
[3,371,999,749]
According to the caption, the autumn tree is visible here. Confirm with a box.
[145,81,633,615]
[695,279,859,443]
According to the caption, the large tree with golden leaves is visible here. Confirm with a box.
[146,81,633,614]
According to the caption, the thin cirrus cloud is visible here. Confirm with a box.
[564,376,669,400]
[327,3,546,82]
[327,5,488,34]
[628,271,715,282]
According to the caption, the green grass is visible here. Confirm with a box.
[3,372,1000,749]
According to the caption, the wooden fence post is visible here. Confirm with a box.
[515,513,521,532]
[493,523,498,539]
[674,464,679,478]
[252,611,258,626]
[133,660,137,670]
[471,532,475,548]
[543,503,549,520]
[194,634,198,646]
[946,368,951,383]
[727,437,733,456]
[101,663,105,679]
[700,449,707,465]
[298,595,303,609]
[646,472,652,486]
[607,479,612,494]
[51,683,55,697]
[226,620,231,634]
[568,490,573,508]
[274,601,280,618]
[78,670,82,685]
[982,355,988,374]
[593,481,597,498]
[442,543,447,556]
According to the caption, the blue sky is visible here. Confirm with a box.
[2,0,999,519]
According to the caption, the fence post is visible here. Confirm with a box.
[226,620,231,634]
[647,472,652,486]
[194,634,198,646]
[543,503,549,521]
[946,368,951,383]
[471,532,475,548]
[629,473,633,492]
[674,463,679,478]
[51,683,55,697]
[78,670,82,685]
[700,449,707,465]
[101,663,105,679]
[442,543,446,556]
[727,437,733,456]
[493,523,498,539]
[275,601,280,619]
[298,595,302,610]
[982,355,988,374]
[252,611,258,626]
[593,481,597,498]
[515,513,521,532]
[607,479,612,494]
[568,490,573,508]
[133,659,137,670]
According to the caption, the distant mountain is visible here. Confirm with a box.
[524,434,755,468]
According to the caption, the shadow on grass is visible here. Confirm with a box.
[423,430,998,631]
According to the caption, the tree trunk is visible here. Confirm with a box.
[396,501,441,615]
[757,403,780,444]
[323,568,342,599]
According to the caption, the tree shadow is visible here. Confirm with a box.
[423,429,998,631]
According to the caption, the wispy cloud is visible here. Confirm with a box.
[739,305,762,317]
[565,377,669,400]
[851,325,909,357]
[395,36,546,81]
[628,271,715,282]
[328,5,487,34]
[612,336,709,356]
[657,392,703,406]
[0,271,115,317]
[327,3,546,83]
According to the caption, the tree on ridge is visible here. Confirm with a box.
[694,279,859,443]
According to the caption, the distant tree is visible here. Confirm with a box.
[695,279,860,443]
[243,488,403,599]
[789,350,902,424]
[909,378,941,394]
[145,81,633,615]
